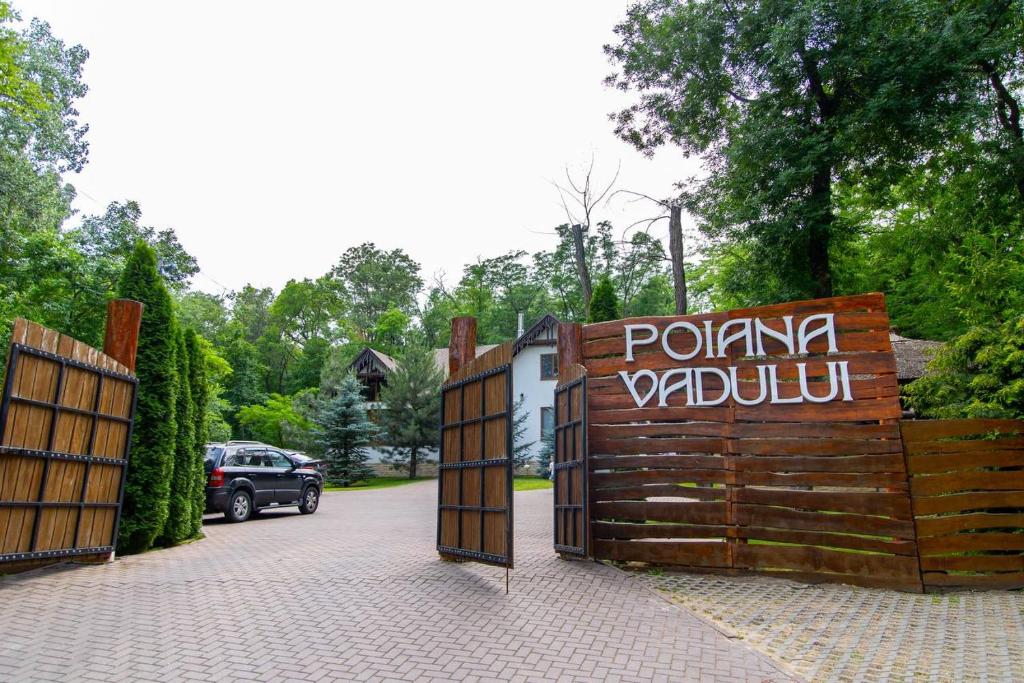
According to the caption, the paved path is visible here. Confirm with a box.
[0,481,788,682]
[648,572,1024,682]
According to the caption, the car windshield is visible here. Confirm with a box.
[288,452,313,463]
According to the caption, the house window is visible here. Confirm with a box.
[540,353,558,380]
[541,407,555,441]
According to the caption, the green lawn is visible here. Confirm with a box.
[514,476,553,491]
[324,477,427,491]
[324,475,553,492]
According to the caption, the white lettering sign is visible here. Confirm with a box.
[618,313,855,408]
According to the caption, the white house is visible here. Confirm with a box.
[351,314,561,467]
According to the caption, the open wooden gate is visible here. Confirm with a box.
[553,364,588,557]
[437,343,514,567]
[0,318,138,564]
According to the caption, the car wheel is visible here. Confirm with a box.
[298,487,319,515]
[226,490,252,523]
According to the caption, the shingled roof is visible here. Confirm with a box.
[890,332,944,381]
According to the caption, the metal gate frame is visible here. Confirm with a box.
[553,373,588,557]
[0,342,138,562]
[436,363,514,568]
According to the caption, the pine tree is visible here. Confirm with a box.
[160,328,194,546]
[116,242,177,554]
[588,273,620,323]
[380,343,443,478]
[536,427,555,480]
[316,373,377,486]
[511,396,534,469]
[185,328,208,538]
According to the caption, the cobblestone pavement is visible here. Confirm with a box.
[645,572,1024,682]
[0,482,788,682]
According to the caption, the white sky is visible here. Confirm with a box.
[17,1,701,295]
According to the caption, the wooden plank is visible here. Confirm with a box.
[734,504,915,537]
[734,542,920,580]
[923,572,1024,589]
[734,453,907,474]
[901,419,1023,441]
[911,471,1024,497]
[593,539,730,567]
[734,397,902,423]
[737,470,908,489]
[590,483,727,502]
[589,454,727,470]
[589,438,726,457]
[920,555,1024,572]
[592,422,729,439]
[591,521,729,540]
[915,512,1024,537]
[591,500,727,525]
[912,490,1024,515]
[917,533,1024,554]
[735,487,913,519]
[907,450,1024,474]
[737,527,918,555]
[590,405,733,425]
[731,437,903,456]
[591,469,726,488]
[905,437,1024,456]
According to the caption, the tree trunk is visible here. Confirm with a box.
[409,448,418,479]
[667,204,687,315]
[979,60,1024,201]
[570,223,593,319]
[809,165,834,299]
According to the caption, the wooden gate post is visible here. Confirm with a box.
[103,299,144,373]
[449,317,477,375]
[557,323,582,378]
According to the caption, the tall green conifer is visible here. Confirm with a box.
[116,242,177,554]
[161,329,194,545]
[185,329,209,537]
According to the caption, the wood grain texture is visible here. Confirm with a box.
[0,319,136,564]
[903,418,1024,591]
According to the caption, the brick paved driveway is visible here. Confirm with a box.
[0,482,789,682]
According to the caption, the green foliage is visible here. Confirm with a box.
[605,0,1017,300]
[236,393,314,448]
[379,343,444,478]
[588,273,620,323]
[116,242,177,555]
[330,242,423,341]
[511,396,534,469]
[315,374,377,486]
[185,329,210,537]
[536,427,554,480]
[906,318,1024,420]
[160,329,194,546]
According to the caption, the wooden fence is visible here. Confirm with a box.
[0,306,140,569]
[583,294,926,590]
[904,419,1024,590]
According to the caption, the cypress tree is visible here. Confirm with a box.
[117,242,177,554]
[316,373,376,486]
[588,273,620,323]
[160,329,194,546]
[185,329,209,537]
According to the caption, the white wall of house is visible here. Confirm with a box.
[511,343,558,461]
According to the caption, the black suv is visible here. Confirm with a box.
[205,442,324,522]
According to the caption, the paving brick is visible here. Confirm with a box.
[0,482,787,682]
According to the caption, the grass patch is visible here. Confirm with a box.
[324,477,427,491]
[514,476,553,491]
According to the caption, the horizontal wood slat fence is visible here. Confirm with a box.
[0,318,138,567]
[577,294,1024,592]
[903,419,1024,590]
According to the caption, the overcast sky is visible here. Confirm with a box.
[18,1,700,295]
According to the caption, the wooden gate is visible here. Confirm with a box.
[0,319,137,563]
[553,364,588,557]
[437,344,514,567]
